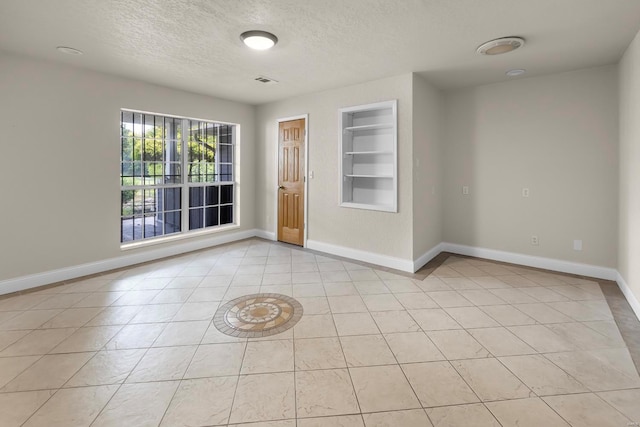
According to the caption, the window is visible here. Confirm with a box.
[120,110,236,243]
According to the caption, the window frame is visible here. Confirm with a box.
[120,109,239,248]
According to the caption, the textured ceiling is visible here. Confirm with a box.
[1,0,639,104]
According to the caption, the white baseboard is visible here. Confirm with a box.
[4,231,636,324]
[413,243,445,272]
[0,228,260,296]
[616,272,640,321]
[441,242,618,281]
[254,229,276,241]
[306,240,414,272]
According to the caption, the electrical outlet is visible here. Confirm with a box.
[531,235,539,246]
[522,187,530,197]
[462,186,469,195]
[573,240,583,251]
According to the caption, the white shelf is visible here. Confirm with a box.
[339,100,397,213]
[340,202,396,212]
[344,150,393,155]
[344,123,393,132]
[345,174,393,178]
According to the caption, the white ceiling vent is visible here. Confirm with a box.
[254,76,279,84]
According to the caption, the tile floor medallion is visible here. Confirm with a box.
[213,293,303,338]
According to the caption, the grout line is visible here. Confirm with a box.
[87,312,173,426]
[327,308,363,415]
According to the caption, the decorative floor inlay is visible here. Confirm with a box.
[213,293,303,338]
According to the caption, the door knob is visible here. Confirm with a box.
[278,185,285,190]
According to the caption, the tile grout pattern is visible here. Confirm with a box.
[0,238,637,426]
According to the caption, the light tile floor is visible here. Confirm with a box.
[0,238,639,426]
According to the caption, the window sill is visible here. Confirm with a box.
[120,223,240,252]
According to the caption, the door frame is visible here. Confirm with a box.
[274,114,309,247]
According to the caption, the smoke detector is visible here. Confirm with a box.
[477,37,525,55]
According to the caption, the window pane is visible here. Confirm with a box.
[121,137,134,162]
[144,162,162,181]
[143,214,162,238]
[205,163,215,182]
[143,140,162,161]
[121,217,131,242]
[219,164,232,182]
[189,208,203,230]
[121,162,134,179]
[188,163,205,182]
[165,141,181,162]
[154,115,165,139]
[205,207,219,227]
[121,111,133,136]
[205,186,219,206]
[164,188,181,211]
[143,189,158,213]
[221,185,233,204]
[121,191,134,215]
[220,205,233,224]
[133,112,143,137]
[188,142,200,162]
[122,216,144,241]
[165,163,182,184]
[143,114,156,138]
[128,189,144,215]
[219,144,232,163]
[219,125,232,144]
[131,162,143,177]
[164,211,181,234]
[189,187,204,207]
[121,216,138,242]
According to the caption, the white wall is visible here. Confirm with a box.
[256,74,415,262]
[0,52,255,283]
[443,66,619,268]
[619,29,640,314]
[412,74,443,260]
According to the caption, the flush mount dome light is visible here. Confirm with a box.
[56,46,83,55]
[240,30,278,50]
[477,37,525,55]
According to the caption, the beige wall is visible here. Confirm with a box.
[443,66,619,268]
[0,52,256,281]
[0,47,628,286]
[619,30,640,305]
[412,74,443,259]
[256,74,415,261]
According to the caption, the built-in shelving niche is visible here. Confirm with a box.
[339,100,397,212]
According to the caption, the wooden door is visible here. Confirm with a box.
[278,119,305,246]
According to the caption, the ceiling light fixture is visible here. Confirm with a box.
[477,37,525,55]
[240,30,278,50]
[506,69,526,77]
[56,46,83,55]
